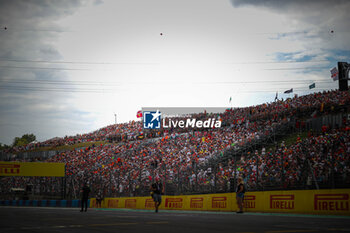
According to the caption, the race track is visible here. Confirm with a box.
[1,206,350,233]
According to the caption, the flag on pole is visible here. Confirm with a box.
[229,97,232,103]
[330,67,339,81]
[309,83,315,89]
[274,92,278,101]
[136,110,142,118]
[284,88,293,94]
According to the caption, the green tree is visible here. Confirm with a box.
[12,134,36,147]
[22,134,36,143]
[0,143,10,151]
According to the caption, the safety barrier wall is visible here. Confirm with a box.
[90,189,350,215]
[0,199,86,208]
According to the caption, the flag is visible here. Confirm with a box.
[236,117,245,124]
[229,97,232,103]
[274,92,278,101]
[330,67,338,81]
[311,110,317,118]
[136,110,142,118]
[309,83,315,89]
[284,88,293,94]
[320,103,324,112]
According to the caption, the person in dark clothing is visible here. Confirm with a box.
[96,190,103,208]
[150,177,164,213]
[236,177,245,214]
[80,183,91,212]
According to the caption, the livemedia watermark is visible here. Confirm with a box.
[141,107,227,129]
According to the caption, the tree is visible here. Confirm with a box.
[12,134,36,147]
[0,143,10,151]
[22,134,36,143]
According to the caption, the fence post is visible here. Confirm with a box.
[163,164,167,195]
[214,165,217,193]
[281,153,285,189]
[308,160,319,190]
[194,162,198,193]
[62,176,66,199]
[331,152,335,189]
[138,166,142,196]
[177,169,180,195]
[234,154,237,192]
[255,150,259,191]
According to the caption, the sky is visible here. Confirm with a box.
[0,0,349,145]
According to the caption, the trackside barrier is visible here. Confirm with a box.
[0,199,86,208]
[90,189,350,215]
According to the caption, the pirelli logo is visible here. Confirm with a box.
[314,194,349,211]
[244,195,256,209]
[145,199,155,208]
[165,198,183,208]
[125,199,136,208]
[0,164,20,175]
[270,195,295,209]
[212,197,227,208]
[190,198,203,209]
[107,199,118,208]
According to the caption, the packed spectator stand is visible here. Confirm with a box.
[0,89,349,200]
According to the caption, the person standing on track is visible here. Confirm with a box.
[80,183,91,212]
[96,190,103,208]
[151,177,164,213]
[236,177,245,214]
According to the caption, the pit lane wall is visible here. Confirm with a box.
[91,189,350,215]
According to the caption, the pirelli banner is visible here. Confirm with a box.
[0,162,65,177]
[91,189,350,215]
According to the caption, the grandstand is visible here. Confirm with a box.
[0,89,349,201]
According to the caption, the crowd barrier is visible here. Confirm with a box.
[0,199,86,208]
[1,189,348,215]
[90,189,350,215]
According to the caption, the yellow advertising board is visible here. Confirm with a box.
[0,161,65,177]
[91,189,350,215]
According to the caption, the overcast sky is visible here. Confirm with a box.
[0,0,349,145]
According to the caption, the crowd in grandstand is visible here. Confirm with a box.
[216,125,350,191]
[0,89,349,199]
[6,90,349,153]
[3,121,144,153]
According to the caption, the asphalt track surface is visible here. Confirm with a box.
[1,207,350,233]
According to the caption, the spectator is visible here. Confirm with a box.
[80,183,91,212]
